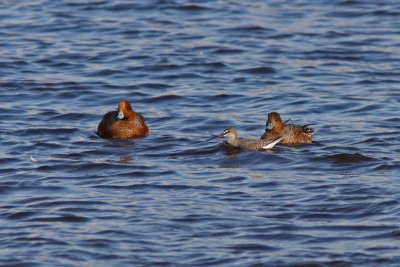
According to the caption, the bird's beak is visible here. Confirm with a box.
[206,135,218,141]
[206,133,225,141]
[116,112,124,120]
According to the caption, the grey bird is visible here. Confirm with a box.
[209,128,282,151]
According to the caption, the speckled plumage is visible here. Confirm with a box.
[97,100,149,139]
[261,112,313,145]
[218,128,282,151]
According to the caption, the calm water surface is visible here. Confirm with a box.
[1,0,400,266]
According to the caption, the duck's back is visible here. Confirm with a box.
[261,124,313,145]
[238,137,281,151]
[97,111,149,139]
[281,124,313,144]
[260,130,281,141]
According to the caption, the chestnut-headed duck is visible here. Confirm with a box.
[97,100,149,139]
[260,112,313,145]
[209,128,282,151]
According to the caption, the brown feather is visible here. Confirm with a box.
[261,112,313,145]
[97,101,149,139]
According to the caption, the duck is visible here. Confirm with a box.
[97,100,149,139]
[260,112,313,145]
[209,128,282,151]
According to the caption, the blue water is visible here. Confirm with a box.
[1,1,400,266]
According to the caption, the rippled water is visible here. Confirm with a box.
[1,0,400,266]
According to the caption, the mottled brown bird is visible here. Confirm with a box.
[97,100,149,139]
[261,112,313,145]
[211,128,282,151]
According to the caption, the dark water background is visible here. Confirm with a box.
[1,1,400,266]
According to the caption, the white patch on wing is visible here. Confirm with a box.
[262,137,283,149]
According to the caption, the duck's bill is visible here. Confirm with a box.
[266,122,273,130]
[116,112,124,120]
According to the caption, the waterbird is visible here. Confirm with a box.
[97,100,149,139]
[209,128,282,151]
[261,112,313,145]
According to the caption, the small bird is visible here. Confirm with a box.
[261,112,313,145]
[209,127,282,151]
[97,100,149,139]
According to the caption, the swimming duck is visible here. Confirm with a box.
[97,100,149,139]
[210,128,282,151]
[260,112,313,145]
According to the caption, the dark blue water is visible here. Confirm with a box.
[1,1,400,266]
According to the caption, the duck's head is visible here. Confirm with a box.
[117,100,135,120]
[266,112,284,131]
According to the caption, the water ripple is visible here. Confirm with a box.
[0,0,399,266]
